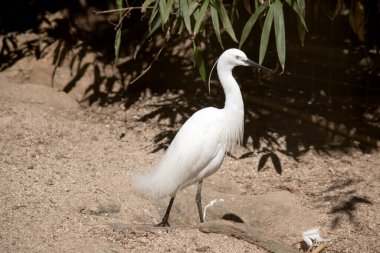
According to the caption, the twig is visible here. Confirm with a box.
[93,7,152,15]
[311,244,325,253]
[199,220,299,253]
[114,8,131,31]
[129,46,165,85]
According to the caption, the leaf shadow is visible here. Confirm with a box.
[313,177,374,229]
[257,152,282,175]
[329,196,372,229]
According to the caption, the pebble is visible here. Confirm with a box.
[196,246,210,252]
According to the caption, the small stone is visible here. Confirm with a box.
[196,246,210,252]
[27,165,34,170]
[46,179,53,186]
[12,205,26,210]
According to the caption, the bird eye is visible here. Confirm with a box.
[235,55,241,60]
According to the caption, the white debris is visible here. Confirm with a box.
[302,227,327,248]
[203,199,224,221]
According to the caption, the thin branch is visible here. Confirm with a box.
[199,220,299,253]
[129,46,165,85]
[114,9,130,31]
[93,7,152,15]
[311,244,326,253]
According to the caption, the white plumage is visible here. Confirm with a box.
[134,48,272,226]
[135,106,241,198]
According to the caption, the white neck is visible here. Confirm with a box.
[217,62,244,112]
[217,60,244,148]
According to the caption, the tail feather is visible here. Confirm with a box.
[133,169,178,199]
[134,138,192,198]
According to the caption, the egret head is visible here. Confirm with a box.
[220,48,273,72]
[209,48,273,93]
[222,48,252,67]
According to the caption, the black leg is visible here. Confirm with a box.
[155,196,175,227]
[195,180,204,223]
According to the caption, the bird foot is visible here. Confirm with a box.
[155,220,170,227]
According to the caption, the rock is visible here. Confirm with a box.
[154,187,319,240]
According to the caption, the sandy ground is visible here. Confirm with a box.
[0,68,379,252]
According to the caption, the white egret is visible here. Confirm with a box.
[135,48,273,227]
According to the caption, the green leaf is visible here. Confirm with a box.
[159,0,175,25]
[254,0,259,10]
[193,4,200,20]
[296,0,306,45]
[149,14,163,35]
[142,0,154,13]
[159,0,168,24]
[273,0,285,70]
[194,0,210,36]
[180,0,192,34]
[114,27,122,63]
[284,0,308,31]
[231,0,239,24]
[134,15,162,58]
[214,0,238,42]
[114,0,123,64]
[242,0,252,14]
[116,0,123,13]
[193,43,206,82]
[239,1,268,48]
[210,4,223,48]
[259,4,274,65]
[168,0,175,12]
[188,1,199,15]
[177,18,184,34]
[148,0,160,28]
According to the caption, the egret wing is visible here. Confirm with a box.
[135,107,226,198]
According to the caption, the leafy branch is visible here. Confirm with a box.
[113,0,308,81]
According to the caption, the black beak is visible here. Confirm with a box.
[244,58,274,73]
